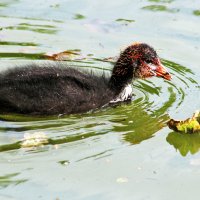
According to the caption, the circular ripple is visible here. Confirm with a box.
[0,58,198,151]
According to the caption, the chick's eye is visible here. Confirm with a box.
[145,58,152,64]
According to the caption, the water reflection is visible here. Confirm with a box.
[143,0,177,13]
[0,3,9,8]
[73,14,86,20]
[0,15,63,23]
[2,24,57,34]
[0,173,28,188]
[142,5,178,13]
[0,127,108,152]
[193,10,200,16]
[112,102,168,144]
[167,132,200,156]
[0,52,44,59]
[0,41,38,46]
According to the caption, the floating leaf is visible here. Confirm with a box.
[167,111,200,134]
[45,49,84,61]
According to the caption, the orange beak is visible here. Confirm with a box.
[148,60,172,80]
[154,64,172,80]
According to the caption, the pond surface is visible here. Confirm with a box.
[0,0,200,199]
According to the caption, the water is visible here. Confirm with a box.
[0,0,200,199]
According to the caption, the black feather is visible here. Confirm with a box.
[0,64,114,115]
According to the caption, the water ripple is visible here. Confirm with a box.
[0,58,198,153]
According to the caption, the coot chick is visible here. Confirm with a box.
[0,43,171,115]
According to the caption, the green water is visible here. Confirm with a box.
[0,0,200,199]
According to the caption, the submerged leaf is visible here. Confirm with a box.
[167,111,200,134]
